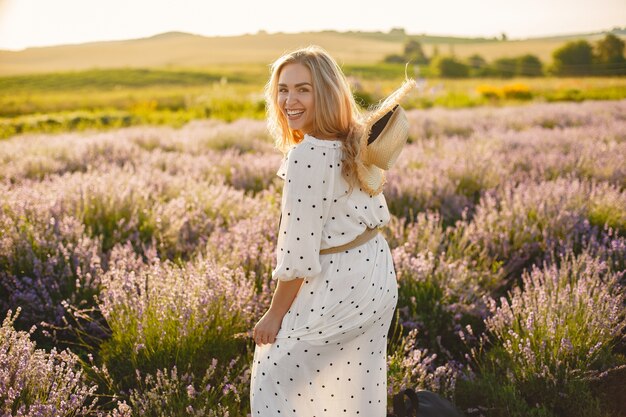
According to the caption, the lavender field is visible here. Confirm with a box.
[1,99,625,417]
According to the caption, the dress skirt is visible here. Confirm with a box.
[250,233,398,416]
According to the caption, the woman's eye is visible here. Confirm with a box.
[278,87,309,93]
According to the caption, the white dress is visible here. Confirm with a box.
[250,134,399,417]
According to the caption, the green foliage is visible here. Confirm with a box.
[492,57,518,78]
[76,184,158,253]
[467,54,488,77]
[397,267,453,352]
[458,248,626,417]
[343,63,411,80]
[456,366,556,417]
[456,360,609,417]
[97,250,256,398]
[551,40,595,76]
[404,39,430,65]
[2,64,626,140]
[0,100,266,140]
[383,39,429,66]
[587,193,626,235]
[127,356,250,417]
[593,34,626,75]
[99,298,247,393]
[478,55,543,78]
[516,54,543,77]
[0,68,240,93]
[0,111,138,139]
[389,27,407,37]
[384,54,407,64]
[430,56,470,78]
[352,89,375,108]
[541,81,626,103]
[543,88,586,102]
[433,91,480,108]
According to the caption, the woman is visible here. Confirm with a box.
[250,45,406,416]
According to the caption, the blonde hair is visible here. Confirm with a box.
[265,45,364,194]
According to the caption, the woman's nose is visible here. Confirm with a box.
[285,92,298,105]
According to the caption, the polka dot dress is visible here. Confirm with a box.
[250,134,399,416]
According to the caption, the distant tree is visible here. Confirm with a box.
[430,56,469,78]
[493,57,518,78]
[500,32,508,41]
[516,54,543,77]
[404,40,429,64]
[383,39,430,65]
[431,45,440,58]
[551,40,594,76]
[389,27,406,36]
[383,54,406,64]
[593,34,626,75]
[467,54,488,76]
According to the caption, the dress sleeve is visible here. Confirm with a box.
[271,143,335,281]
[276,155,288,179]
[276,144,297,180]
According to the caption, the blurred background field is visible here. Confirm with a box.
[1,29,626,139]
[3,67,626,140]
[0,30,622,74]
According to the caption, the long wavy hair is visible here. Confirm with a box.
[265,45,364,194]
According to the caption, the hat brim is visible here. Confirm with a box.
[354,78,417,196]
[368,104,400,145]
[356,160,385,195]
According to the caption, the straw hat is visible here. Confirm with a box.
[355,79,418,195]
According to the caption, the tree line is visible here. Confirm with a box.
[384,34,626,77]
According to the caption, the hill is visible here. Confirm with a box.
[0,29,624,76]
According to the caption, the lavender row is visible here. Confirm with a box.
[0,100,624,416]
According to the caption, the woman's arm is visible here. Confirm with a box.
[269,277,304,317]
[253,277,304,345]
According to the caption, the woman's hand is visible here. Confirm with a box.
[252,309,284,346]
[252,277,303,346]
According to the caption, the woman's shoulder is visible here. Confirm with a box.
[276,135,340,179]
[300,133,343,150]
[278,135,343,177]
[285,135,337,160]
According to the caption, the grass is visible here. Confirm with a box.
[2,66,626,140]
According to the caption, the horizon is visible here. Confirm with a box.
[1,26,624,53]
[1,0,625,51]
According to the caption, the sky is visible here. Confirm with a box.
[0,0,624,51]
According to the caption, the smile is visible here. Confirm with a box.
[286,109,305,117]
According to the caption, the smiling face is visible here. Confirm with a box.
[277,63,315,135]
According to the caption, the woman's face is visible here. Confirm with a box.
[277,63,315,134]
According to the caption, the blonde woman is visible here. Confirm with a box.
[250,45,403,416]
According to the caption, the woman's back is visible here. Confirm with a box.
[273,133,391,281]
